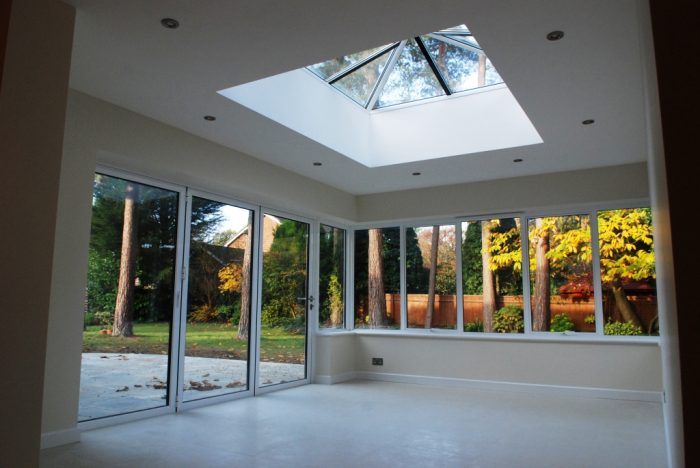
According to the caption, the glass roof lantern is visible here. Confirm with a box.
[307,24,503,110]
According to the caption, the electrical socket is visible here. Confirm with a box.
[371,357,383,366]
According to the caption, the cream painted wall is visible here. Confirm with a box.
[0,0,75,465]
[314,333,356,380]
[356,163,649,223]
[354,335,661,391]
[41,96,97,436]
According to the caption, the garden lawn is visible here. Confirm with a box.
[83,323,305,364]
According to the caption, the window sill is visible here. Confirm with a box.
[338,328,660,345]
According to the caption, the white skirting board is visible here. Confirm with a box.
[314,371,358,385]
[41,427,81,449]
[316,371,663,403]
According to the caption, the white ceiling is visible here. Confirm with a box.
[66,0,648,195]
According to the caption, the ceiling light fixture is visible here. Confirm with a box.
[546,30,564,41]
[582,119,595,125]
[203,115,216,121]
[313,162,322,166]
[160,18,180,29]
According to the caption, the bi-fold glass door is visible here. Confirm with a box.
[177,193,259,406]
[80,173,313,425]
[255,212,312,392]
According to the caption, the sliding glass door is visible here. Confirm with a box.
[257,213,311,389]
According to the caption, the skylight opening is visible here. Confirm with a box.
[306,24,504,110]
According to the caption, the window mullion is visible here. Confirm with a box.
[455,222,464,333]
[590,210,605,336]
[415,36,452,96]
[400,225,407,330]
[327,42,398,84]
[367,40,407,110]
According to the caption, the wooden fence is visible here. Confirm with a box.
[384,293,657,331]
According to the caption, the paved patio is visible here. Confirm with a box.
[79,353,305,421]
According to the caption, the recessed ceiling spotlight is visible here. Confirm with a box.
[160,18,180,29]
[546,30,564,41]
[582,119,595,125]
[203,115,216,121]
[513,158,523,163]
[313,162,322,166]
[412,172,421,176]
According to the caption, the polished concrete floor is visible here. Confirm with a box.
[41,380,667,468]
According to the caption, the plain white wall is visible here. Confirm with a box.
[356,162,649,222]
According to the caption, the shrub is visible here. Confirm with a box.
[493,306,524,333]
[550,313,575,332]
[94,311,113,329]
[604,319,643,336]
[464,320,484,332]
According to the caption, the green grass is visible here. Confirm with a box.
[83,322,305,364]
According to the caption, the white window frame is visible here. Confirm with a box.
[349,200,659,344]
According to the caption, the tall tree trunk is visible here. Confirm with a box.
[611,280,642,327]
[478,53,486,86]
[532,219,551,331]
[425,226,439,329]
[331,228,343,327]
[237,223,252,340]
[113,183,139,337]
[481,221,496,332]
[368,228,387,327]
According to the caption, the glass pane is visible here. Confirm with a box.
[528,215,594,333]
[422,36,502,93]
[333,51,391,106]
[462,219,523,333]
[183,198,253,402]
[259,215,309,386]
[440,24,470,33]
[354,228,401,329]
[405,225,457,329]
[598,208,658,336]
[307,44,391,80]
[375,39,446,108]
[81,173,178,421]
[319,224,345,328]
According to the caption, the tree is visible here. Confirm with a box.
[598,208,655,328]
[481,221,496,332]
[425,226,439,328]
[368,228,388,327]
[112,182,139,337]
[530,218,551,331]
[238,221,253,339]
[528,216,592,331]
[260,219,308,330]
